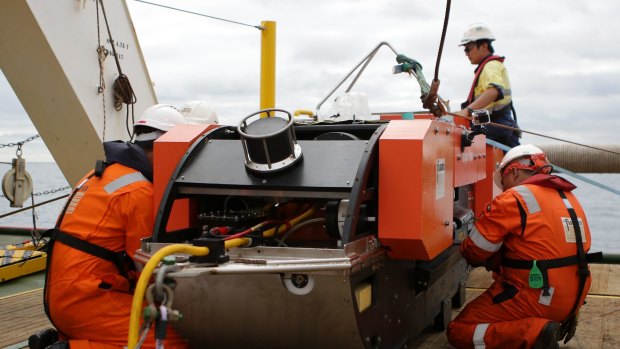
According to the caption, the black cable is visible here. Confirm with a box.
[433,0,451,81]
[98,0,137,135]
[29,184,38,247]
[489,122,620,156]
[448,111,620,156]
[0,194,69,220]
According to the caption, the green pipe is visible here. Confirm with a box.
[599,253,620,265]
[0,226,49,236]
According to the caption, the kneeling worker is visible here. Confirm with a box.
[447,145,595,349]
[44,104,188,348]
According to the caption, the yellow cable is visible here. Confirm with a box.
[262,206,315,238]
[127,238,249,349]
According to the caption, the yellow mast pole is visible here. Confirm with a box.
[260,21,276,117]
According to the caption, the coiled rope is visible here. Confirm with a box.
[97,0,137,139]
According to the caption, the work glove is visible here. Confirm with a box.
[484,252,503,273]
[559,313,579,344]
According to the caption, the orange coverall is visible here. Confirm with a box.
[447,174,591,349]
[45,148,188,349]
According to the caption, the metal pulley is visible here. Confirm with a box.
[2,152,33,207]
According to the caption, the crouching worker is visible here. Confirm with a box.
[43,104,188,349]
[447,145,599,349]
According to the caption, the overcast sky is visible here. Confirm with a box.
[1,0,620,161]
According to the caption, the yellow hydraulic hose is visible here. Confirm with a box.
[262,206,315,238]
[127,238,250,349]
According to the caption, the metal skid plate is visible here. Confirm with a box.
[139,237,468,349]
[161,237,381,349]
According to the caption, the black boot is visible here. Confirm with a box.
[45,341,70,349]
[28,328,59,349]
[533,321,561,349]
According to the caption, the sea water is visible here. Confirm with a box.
[1,162,619,253]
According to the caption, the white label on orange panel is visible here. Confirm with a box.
[436,158,445,200]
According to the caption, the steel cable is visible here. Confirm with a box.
[448,112,620,156]
[134,0,264,30]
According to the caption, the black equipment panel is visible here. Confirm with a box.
[176,140,369,192]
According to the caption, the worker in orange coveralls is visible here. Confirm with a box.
[447,144,600,349]
[43,104,188,349]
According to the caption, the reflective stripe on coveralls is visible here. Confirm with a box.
[473,323,490,349]
[512,185,541,214]
[104,172,148,193]
[469,227,503,253]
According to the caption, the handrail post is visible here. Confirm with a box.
[260,21,276,117]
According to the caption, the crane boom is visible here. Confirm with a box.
[0,0,156,185]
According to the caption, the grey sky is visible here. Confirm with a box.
[1,0,619,161]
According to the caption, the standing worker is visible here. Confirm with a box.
[454,23,520,148]
[447,145,597,349]
[42,104,188,349]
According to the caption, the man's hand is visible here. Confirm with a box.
[453,109,470,118]
[484,252,502,272]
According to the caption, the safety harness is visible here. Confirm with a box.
[42,168,136,325]
[48,229,134,280]
[464,54,505,106]
[501,190,602,319]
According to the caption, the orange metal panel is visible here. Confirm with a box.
[411,113,434,120]
[378,120,454,260]
[379,114,403,121]
[153,125,216,232]
[473,144,504,216]
[453,133,487,187]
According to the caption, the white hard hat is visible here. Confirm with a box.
[133,104,187,141]
[460,23,496,45]
[133,104,186,141]
[179,101,219,125]
[493,144,548,187]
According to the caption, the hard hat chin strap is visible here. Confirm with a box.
[502,153,552,177]
[134,130,164,142]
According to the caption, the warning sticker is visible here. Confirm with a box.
[561,217,586,243]
[436,158,445,200]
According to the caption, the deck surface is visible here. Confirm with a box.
[413,264,620,348]
[1,265,618,349]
